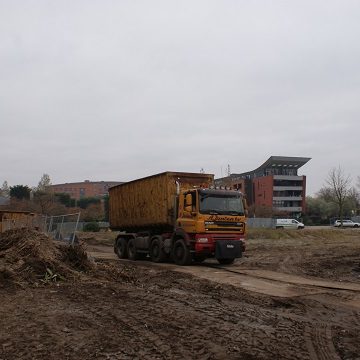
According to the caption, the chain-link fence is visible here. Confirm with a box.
[246,218,276,229]
[45,213,81,245]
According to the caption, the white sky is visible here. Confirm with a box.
[1,0,359,195]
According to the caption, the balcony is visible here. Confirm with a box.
[273,186,303,191]
[273,175,304,181]
[274,206,303,212]
[273,196,302,201]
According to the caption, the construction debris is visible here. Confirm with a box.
[0,228,92,287]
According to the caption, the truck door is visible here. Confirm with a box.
[179,190,197,233]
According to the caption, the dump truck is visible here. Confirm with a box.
[109,172,246,265]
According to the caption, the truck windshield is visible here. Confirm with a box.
[199,190,244,216]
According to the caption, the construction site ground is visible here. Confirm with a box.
[1,228,360,360]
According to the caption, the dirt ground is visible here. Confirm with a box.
[1,228,360,360]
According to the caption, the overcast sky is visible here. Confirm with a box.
[1,1,359,195]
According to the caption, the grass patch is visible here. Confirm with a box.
[247,228,357,241]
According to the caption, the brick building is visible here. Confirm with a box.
[215,156,311,218]
[51,180,123,200]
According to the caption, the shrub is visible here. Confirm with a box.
[83,222,100,232]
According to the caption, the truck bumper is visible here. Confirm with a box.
[194,236,245,258]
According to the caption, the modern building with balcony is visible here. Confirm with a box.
[215,156,311,218]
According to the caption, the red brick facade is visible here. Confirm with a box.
[253,176,273,208]
[51,181,123,200]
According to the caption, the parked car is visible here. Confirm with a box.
[276,219,305,229]
[333,219,360,228]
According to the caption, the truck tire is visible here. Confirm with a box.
[115,238,128,259]
[173,239,192,266]
[217,258,235,265]
[150,237,167,263]
[127,238,138,261]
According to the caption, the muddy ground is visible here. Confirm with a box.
[1,228,360,359]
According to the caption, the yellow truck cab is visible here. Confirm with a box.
[176,188,246,264]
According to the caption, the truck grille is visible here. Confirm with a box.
[205,221,245,233]
[212,234,241,241]
[213,222,242,227]
[206,227,242,232]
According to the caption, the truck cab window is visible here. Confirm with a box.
[199,189,244,215]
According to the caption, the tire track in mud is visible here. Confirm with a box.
[304,324,340,360]
[200,264,360,292]
[354,310,360,326]
[91,258,360,359]
[78,299,180,359]
[145,264,359,360]
[194,264,354,360]
[72,286,216,360]
[120,290,234,359]
[124,265,357,359]
[119,287,310,360]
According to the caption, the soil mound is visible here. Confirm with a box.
[0,228,93,287]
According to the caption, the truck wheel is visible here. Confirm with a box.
[150,237,166,263]
[173,239,192,266]
[116,238,128,259]
[127,238,138,261]
[217,258,235,265]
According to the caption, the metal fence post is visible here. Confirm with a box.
[71,212,81,246]
[47,216,53,234]
[59,215,65,240]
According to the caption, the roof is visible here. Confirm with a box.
[51,181,123,187]
[216,156,311,181]
[0,210,35,215]
[110,171,214,189]
[255,156,311,171]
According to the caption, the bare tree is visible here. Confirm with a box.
[0,181,10,197]
[32,174,54,214]
[325,166,352,224]
[36,173,52,192]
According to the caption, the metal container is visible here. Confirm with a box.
[109,172,214,232]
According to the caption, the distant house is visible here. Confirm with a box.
[50,180,123,200]
[0,210,37,233]
[215,156,311,218]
